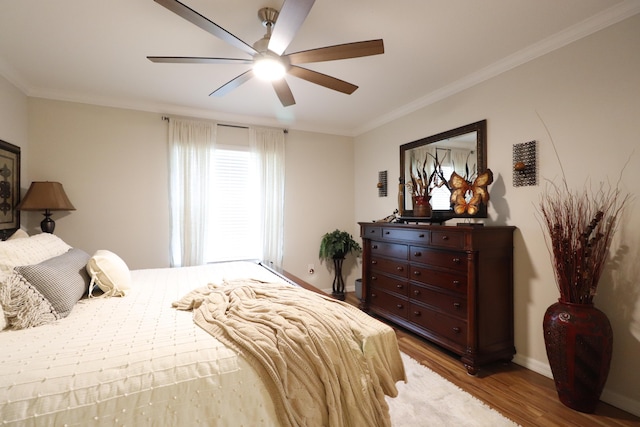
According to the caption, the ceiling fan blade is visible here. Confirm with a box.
[154,0,257,57]
[147,56,253,64]
[288,66,358,94]
[272,79,296,107]
[209,70,254,97]
[268,0,315,56]
[287,39,384,65]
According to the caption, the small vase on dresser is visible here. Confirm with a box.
[412,195,431,217]
[359,222,516,375]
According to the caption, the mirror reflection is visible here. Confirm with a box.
[399,120,487,219]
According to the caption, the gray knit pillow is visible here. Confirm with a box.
[15,248,91,318]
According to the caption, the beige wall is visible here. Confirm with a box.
[0,75,28,187]
[283,129,358,291]
[24,99,357,290]
[355,14,640,415]
[26,100,170,268]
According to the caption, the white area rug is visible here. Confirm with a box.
[386,353,520,426]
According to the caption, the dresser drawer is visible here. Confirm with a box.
[409,246,467,272]
[370,241,408,260]
[381,227,430,244]
[410,265,467,294]
[409,283,467,319]
[430,229,465,249]
[408,303,467,347]
[369,273,409,296]
[362,225,382,239]
[370,256,408,278]
[369,289,408,318]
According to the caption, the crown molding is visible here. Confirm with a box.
[354,0,640,137]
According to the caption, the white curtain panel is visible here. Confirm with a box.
[449,147,476,178]
[249,127,285,268]
[168,119,216,267]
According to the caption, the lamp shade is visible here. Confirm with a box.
[16,181,76,211]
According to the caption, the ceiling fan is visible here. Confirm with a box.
[147,0,384,107]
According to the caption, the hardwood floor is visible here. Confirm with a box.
[344,292,640,427]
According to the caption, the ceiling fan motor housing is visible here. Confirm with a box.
[258,7,279,28]
[254,8,279,53]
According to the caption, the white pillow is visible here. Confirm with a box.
[7,229,28,240]
[87,250,132,297]
[0,271,60,330]
[0,233,72,274]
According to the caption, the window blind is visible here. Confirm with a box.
[205,146,261,262]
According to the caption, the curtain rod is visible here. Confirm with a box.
[161,116,288,133]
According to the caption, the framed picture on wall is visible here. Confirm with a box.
[0,139,20,240]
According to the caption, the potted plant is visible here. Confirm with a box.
[319,229,362,300]
[537,130,629,413]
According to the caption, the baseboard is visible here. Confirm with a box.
[320,284,356,295]
[512,354,552,378]
[512,354,640,417]
[601,389,640,417]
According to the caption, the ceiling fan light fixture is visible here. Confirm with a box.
[253,56,286,81]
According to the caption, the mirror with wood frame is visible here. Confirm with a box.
[399,120,487,221]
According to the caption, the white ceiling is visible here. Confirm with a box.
[1,0,639,136]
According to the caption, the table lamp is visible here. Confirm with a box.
[16,181,75,233]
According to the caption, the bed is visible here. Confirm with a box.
[0,233,405,426]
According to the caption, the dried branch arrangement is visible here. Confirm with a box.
[539,179,629,304]
[537,116,630,304]
[406,151,450,199]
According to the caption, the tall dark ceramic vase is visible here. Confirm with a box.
[543,300,613,413]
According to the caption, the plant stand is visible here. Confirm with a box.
[331,257,346,300]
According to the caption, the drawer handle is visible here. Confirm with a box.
[370,229,376,234]
[413,289,420,296]
[396,284,404,289]
[453,302,461,309]
[418,233,425,238]
[385,231,390,235]
[413,271,421,277]
[441,235,449,241]
[371,293,377,298]
[396,304,404,309]
[452,280,460,287]
[413,251,422,257]
[452,327,461,334]
[396,266,404,272]
[371,260,377,265]
[372,244,378,249]
[452,258,461,264]
[371,276,378,281]
[413,311,421,316]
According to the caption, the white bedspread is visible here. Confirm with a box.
[0,261,287,426]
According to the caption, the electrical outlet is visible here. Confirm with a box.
[307,264,315,275]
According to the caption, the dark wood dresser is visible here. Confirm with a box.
[359,222,516,374]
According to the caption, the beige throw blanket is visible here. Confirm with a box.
[173,279,406,427]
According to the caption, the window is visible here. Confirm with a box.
[169,120,284,267]
[204,145,261,263]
